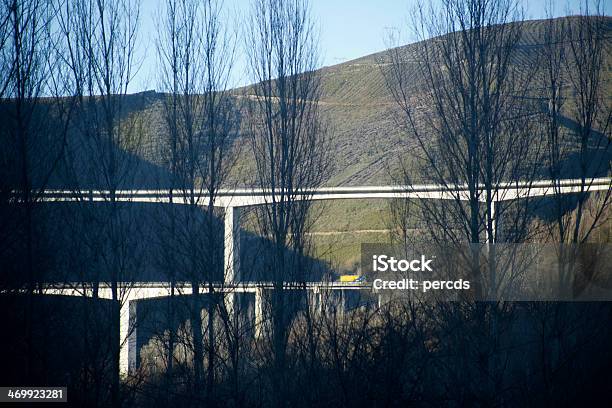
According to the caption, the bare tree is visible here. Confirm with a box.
[246,0,330,404]
[155,0,239,402]
[382,0,545,402]
[543,1,612,244]
[535,4,612,397]
[0,2,11,99]
[541,0,611,294]
[1,0,55,288]
[57,0,143,405]
[0,0,78,384]
[383,0,542,298]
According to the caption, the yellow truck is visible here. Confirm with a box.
[339,275,365,283]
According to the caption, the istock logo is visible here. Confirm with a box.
[372,254,433,272]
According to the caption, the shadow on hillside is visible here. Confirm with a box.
[533,102,611,180]
[0,201,331,286]
[0,91,178,191]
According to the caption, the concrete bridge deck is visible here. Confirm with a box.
[21,177,612,207]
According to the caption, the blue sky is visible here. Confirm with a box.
[131,0,611,92]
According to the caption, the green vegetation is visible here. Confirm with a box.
[311,230,391,273]
[309,199,390,232]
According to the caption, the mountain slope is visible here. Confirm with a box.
[226,16,611,186]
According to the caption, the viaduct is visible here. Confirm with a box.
[4,177,611,375]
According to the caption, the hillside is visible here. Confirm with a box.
[131,17,612,188]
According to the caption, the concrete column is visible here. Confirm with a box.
[224,206,240,315]
[486,200,497,243]
[254,287,264,339]
[224,206,241,283]
[491,200,497,243]
[486,200,500,299]
[309,287,322,316]
[119,299,132,376]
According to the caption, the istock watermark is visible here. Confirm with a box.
[372,254,433,272]
[372,277,471,292]
[361,243,612,301]
[369,251,470,294]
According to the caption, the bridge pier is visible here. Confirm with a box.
[485,200,497,243]
[120,301,131,375]
[224,206,241,315]
[255,287,264,339]
[307,287,322,316]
